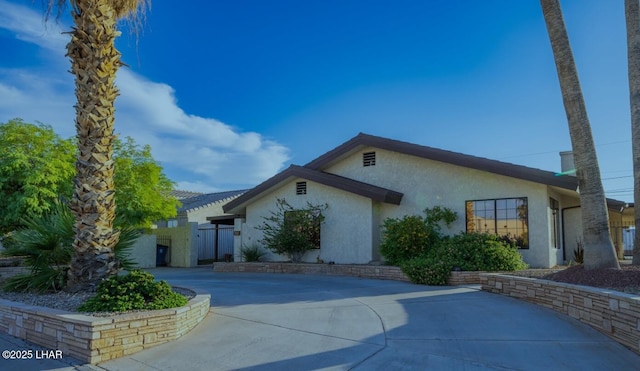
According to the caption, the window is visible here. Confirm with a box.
[550,198,560,249]
[465,197,529,248]
[296,181,307,195]
[284,209,322,249]
[167,219,178,228]
[363,151,376,166]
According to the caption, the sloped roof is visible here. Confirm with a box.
[170,190,205,200]
[179,189,247,213]
[223,165,403,214]
[223,133,583,216]
[306,133,579,191]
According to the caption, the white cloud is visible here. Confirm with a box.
[0,0,289,192]
[0,0,67,53]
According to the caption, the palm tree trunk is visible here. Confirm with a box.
[626,0,640,265]
[540,0,620,270]
[66,1,121,291]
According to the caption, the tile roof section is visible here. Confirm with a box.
[179,190,248,213]
[223,165,403,214]
[170,190,205,200]
[305,133,579,191]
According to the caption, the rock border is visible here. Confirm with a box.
[481,273,640,355]
[214,262,411,281]
[213,262,486,286]
[0,293,210,364]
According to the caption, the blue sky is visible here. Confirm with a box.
[0,1,633,202]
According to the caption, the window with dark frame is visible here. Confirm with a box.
[363,151,376,166]
[465,197,529,249]
[296,181,307,195]
[284,209,322,249]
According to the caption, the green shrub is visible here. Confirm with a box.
[257,198,327,262]
[78,270,187,312]
[398,232,528,286]
[2,200,140,292]
[240,244,266,262]
[441,232,528,272]
[400,255,452,285]
[380,206,457,265]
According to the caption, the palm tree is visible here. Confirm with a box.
[46,0,149,291]
[540,0,620,270]
[626,0,640,265]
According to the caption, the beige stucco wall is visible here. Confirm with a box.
[128,234,157,268]
[324,147,575,268]
[238,147,588,268]
[178,200,238,227]
[240,180,375,264]
[151,223,198,267]
[187,203,225,224]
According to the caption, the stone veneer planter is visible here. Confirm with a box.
[481,273,640,355]
[214,262,411,282]
[0,293,211,364]
[213,262,486,286]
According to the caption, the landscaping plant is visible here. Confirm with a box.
[78,270,187,312]
[379,206,457,265]
[1,200,139,292]
[437,232,528,272]
[400,255,452,285]
[240,243,266,262]
[380,206,528,285]
[399,233,528,286]
[257,198,327,263]
[573,238,584,264]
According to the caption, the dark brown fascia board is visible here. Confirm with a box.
[222,165,403,214]
[294,165,403,204]
[305,132,579,191]
[606,198,632,212]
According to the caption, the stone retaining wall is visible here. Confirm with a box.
[481,273,640,354]
[214,262,487,286]
[214,262,411,282]
[0,293,211,364]
[446,271,484,285]
[0,266,30,280]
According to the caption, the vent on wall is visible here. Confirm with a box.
[296,181,307,195]
[363,151,376,167]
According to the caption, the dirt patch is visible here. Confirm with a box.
[543,265,640,295]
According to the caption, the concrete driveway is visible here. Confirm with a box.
[2,267,640,370]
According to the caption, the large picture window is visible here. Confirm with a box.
[465,197,529,249]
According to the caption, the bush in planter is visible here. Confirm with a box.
[256,198,327,263]
[380,206,457,266]
[1,200,139,292]
[78,270,187,312]
[400,232,528,286]
[573,238,584,264]
[440,232,528,272]
[400,255,452,285]
[240,243,266,262]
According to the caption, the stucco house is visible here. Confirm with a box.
[223,133,631,268]
[156,190,246,228]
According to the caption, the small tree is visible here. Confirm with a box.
[257,198,327,262]
[0,119,179,232]
[113,136,180,228]
[0,119,76,234]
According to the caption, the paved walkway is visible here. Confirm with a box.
[2,267,640,370]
